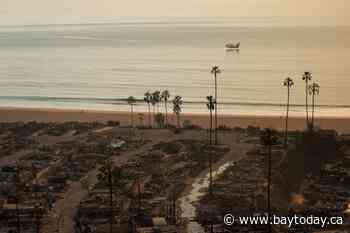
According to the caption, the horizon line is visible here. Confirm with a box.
[1,16,349,28]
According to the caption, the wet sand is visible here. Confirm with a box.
[1,106,350,134]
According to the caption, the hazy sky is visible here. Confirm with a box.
[1,0,349,25]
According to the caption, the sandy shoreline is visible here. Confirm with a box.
[1,106,350,134]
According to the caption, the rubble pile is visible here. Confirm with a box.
[0,122,137,233]
[75,139,229,233]
[296,155,350,232]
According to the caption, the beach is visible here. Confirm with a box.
[1,106,350,134]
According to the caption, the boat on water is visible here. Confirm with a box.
[225,42,240,49]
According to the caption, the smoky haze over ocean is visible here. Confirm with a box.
[0,18,349,116]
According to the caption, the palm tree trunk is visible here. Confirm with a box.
[209,149,213,196]
[165,101,168,127]
[153,106,156,128]
[284,87,290,148]
[130,105,134,127]
[147,104,151,128]
[305,81,309,127]
[177,113,180,128]
[312,92,315,129]
[209,109,213,145]
[209,109,213,195]
[214,74,218,145]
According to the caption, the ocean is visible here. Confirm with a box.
[0,18,349,117]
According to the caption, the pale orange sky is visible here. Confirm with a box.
[1,0,349,25]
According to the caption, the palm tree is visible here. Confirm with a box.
[206,95,215,196]
[211,66,221,145]
[172,95,183,128]
[127,96,136,127]
[152,90,161,113]
[161,90,170,126]
[283,77,294,148]
[150,95,157,127]
[144,92,152,128]
[302,72,312,127]
[309,82,320,129]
